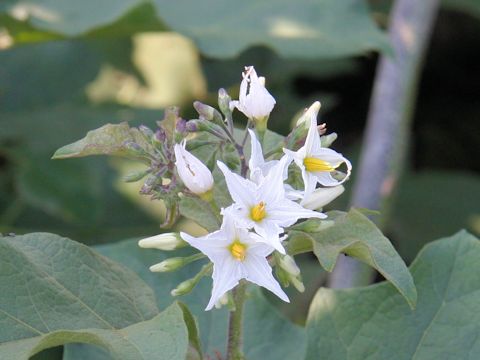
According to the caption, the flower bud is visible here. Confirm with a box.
[320,133,338,148]
[174,141,214,195]
[193,101,223,124]
[138,232,185,251]
[301,186,345,210]
[218,88,232,116]
[230,66,276,121]
[296,101,321,126]
[171,278,197,296]
[290,276,305,293]
[278,255,300,277]
[139,125,154,140]
[149,257,185,272]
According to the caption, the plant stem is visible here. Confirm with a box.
[328,0,440,288]
[226,281,247,360]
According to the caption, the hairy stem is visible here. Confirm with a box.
[226,281,247,360]
[328,0,440,288]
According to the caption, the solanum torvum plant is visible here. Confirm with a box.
[54,65,416,360]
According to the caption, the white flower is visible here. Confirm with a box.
[230,66,276,120]
[174,141,214,195]
[138,232,185,251]
[284,103,352,198]
[180,215,289,310]
[218,157,325,254]
[301,185,345,210]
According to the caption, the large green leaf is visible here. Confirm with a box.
[390,171,480,261]
[153,0,388,59]
[64,238,307,359]
[288,208,417,309]
[0,233,189,359]
[2,0,387,59]
[305,231,480,359]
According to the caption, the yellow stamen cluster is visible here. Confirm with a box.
[303,157,336,172]
[229,240,247,261]
[250,201,267,222]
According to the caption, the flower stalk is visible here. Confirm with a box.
[226,281,247,360]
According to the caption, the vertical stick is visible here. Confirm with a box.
[328,0,440,288]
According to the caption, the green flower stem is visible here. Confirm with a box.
[226,281,247,360]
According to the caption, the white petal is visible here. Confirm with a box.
[217,161,256,207]
[302,169,318,199]
[267,199,326,228]
[258,156,290,204]
[180,231,228,261]
[206,258,241,310]
[174,143,214,194]
[248,128,265,173]
[253,221,285,254]
[304,109,322,154]
[243,256,289,303]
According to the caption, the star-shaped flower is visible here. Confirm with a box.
[218,157,325,254]
[181,215,288,310]
[284,102,352,198]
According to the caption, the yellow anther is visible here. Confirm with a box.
[303,157,336,172]
[229,241,247,261]
[250,201,267,222]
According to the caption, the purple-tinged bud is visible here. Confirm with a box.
[176,118,187,134]
[155,129,167,142]
[193,101,223,124]
[139,125,154,139]
[218,88,232,116]
[186,121,199,132]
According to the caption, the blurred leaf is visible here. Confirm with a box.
[289,208,417,309]
[0,233,189,359]
[153,0,388,59]
[305,231,480,359]
[52,122,151,160]
[64,238,307,359]
[0,40,100,111]
[2,0,387,59]
[390,171,480,261]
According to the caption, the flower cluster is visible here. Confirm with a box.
[139,66,351,310]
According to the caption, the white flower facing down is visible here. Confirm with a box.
[230,66,276,120]
[301,185,345,210]
[180,216,289,310]
[174,141,214,195]
[284,103,352,198]
[218,157,325,254]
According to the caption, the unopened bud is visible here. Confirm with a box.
[171,278,197,296]
[186,119,224,135]
[138,232,185,251]
[155,129,167,143]
[123,141,147,156]
[174,142,214,195]
[279,255,300,277]
[301,186,345,210]
[296,101,321,126]
[320,133,338,148]
[290,276,305,293]
[175,118,187,134]
[218,88,232,116]
[149,257,185,272]
[193,101,223,124]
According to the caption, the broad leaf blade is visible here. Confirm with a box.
[305,231,480,359]
[0,233,188,359]
[71,238,307,360]
[289,208,417,308]
[52,122,151,160]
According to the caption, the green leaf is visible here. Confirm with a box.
[3,0,387,59]
[0,233,189,359]
[391,171,480,261]
[305,231,480,359]
[442,0,480,19]
[65,238,307,359]
[288,208,417,309]
[152,0,389,59]
[52,122,151,160]
[179,196,221,232]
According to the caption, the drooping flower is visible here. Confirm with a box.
[300,185,345,210]
[230,66,276,121]
[174,141,214,196]
[180,215,289,310]
[284,103,352,198]
[218,157,325,254]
